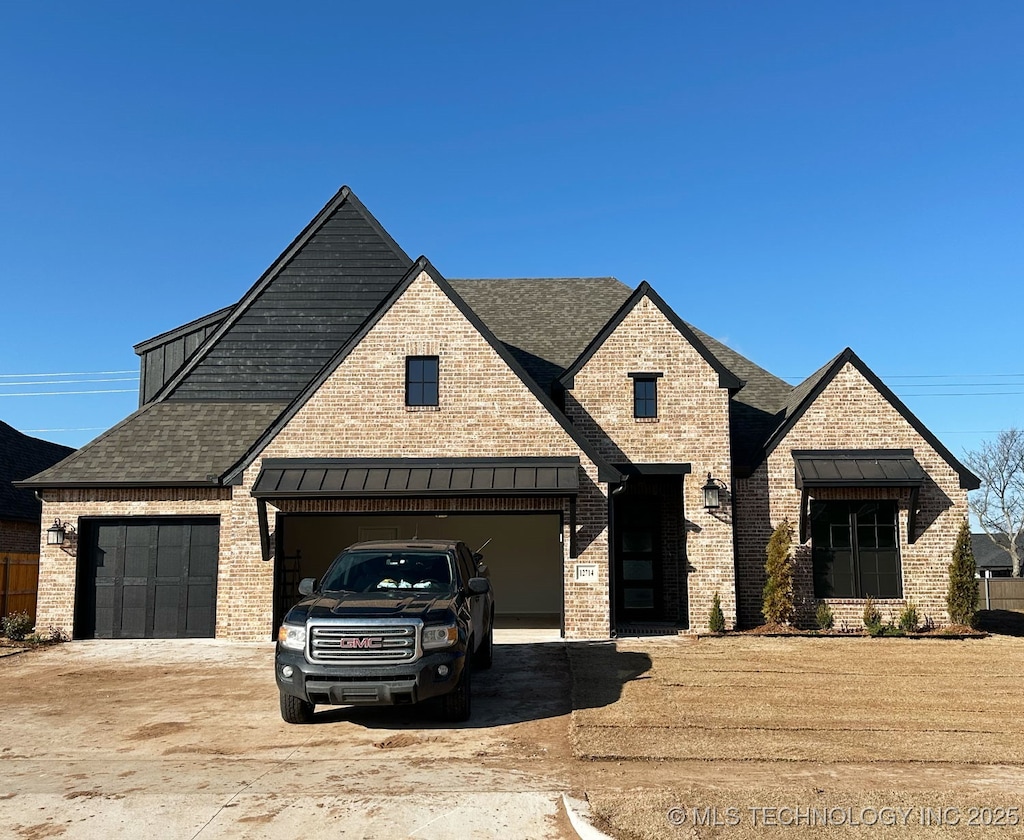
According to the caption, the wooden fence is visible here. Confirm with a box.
[1,552,39,623]
[978,577,1024,613]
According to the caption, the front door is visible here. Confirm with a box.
[614,496,662,622]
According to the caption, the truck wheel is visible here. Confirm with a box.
[440,658,471,722]
[280,692,315,724]
[475,615,493,670]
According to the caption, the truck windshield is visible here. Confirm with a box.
[321,550,454,594]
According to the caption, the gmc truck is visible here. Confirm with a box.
[275,539,494,723]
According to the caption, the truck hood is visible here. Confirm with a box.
[286,590,457,624]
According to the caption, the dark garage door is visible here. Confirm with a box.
[77,518,219,639]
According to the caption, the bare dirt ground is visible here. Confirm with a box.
[567,635,1024,839]
[0,635,578,840]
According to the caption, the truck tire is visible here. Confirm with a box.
[440,657,471,722]
[475,611,493,670]
[280,692,315,724]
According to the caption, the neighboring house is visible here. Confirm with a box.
[0,421,74,554]
[971,533,1022,577]
[19,188,980,640]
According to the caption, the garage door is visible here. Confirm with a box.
[76,518,219,639]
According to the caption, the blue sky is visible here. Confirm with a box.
[1,1,1021,458]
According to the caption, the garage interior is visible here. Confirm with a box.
[274,512,563,631]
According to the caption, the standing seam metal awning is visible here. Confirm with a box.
[251,457,582,562]
[252,457,581,498]
[792,450,926,544]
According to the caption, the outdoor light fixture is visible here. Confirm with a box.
[702,473,727,510]
[46,518,75,546]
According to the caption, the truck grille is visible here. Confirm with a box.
[308,621,420,664]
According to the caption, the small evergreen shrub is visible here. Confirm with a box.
[1,611,33,641]
[763,519,795,625]
[815,600,835,631]
[898,601,920,633]
[947,519,979,627]
[862,597,883,635]
[708,592,725,633]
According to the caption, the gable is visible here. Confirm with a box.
[163,188,412,403]
[248,268,614,478]
[765,349,979,490]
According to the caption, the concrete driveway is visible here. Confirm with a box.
[0,631,579,840]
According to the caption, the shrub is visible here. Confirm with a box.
[1,611,33,641]
[708,592,726,633]
[815,600,835,631]
[947,519,979,627]
[898,601,920,633]
[763,519,795,625]
[862,597,882,635]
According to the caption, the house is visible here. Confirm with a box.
[1,422,74,621]
[19,187,980,640]
[971,533,1021,577]
[1,422,74,555]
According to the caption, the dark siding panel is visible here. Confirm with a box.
[169,197,411,401]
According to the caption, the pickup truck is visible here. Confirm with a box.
[275,539,494,723]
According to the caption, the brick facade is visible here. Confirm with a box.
[564,295,736,631]
[735,362,968,629]
[0,518,40,554]
[231,270,612,640]
[34,278,971,642]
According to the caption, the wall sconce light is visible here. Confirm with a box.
[702,473,727,510]
[46,518,75,546]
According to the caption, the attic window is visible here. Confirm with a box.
[406,356,439,407]
[629,372,662,419]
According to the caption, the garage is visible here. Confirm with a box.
[254,457,576,633]
[75,517,219,639]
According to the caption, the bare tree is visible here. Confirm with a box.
[965,428,1024,577]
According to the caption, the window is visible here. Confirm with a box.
[406,356,439,406]
[631,374,659,418]
[811,500,901,598]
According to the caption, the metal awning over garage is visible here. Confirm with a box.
[253,457,580,498]
[792,450,926,544]
[252,457,581,561]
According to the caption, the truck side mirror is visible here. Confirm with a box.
[468,577,490,595]
[298,578,316,596]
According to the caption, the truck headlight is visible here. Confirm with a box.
[277,623,306,651]
[422,622,458,650]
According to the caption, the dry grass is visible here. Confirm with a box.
[569,635,1024,838]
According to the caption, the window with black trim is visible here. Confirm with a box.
[811,500,901,599]
[405,356,439,406]
[632,375,659,418]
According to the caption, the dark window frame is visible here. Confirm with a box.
[405,355,439,407]
[811,499,902,599]
[628,371,662,419]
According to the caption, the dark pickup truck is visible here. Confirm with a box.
[275,539,494,723]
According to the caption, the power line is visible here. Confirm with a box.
[0,389,136,397]
[0,377,138,388]
[0,369,137,378]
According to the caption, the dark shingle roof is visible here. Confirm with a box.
[972,533,1022,572]
[0,423,75,520]
[165,188,412,402]
[21,403,287,487]
[450,278,632,393]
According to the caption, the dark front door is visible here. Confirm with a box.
[614,496,662,622]
[77,518,219,639]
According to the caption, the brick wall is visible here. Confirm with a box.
[564,295,736,630]
[36,488,232,638]
[0,518,40,553]
[238,270,613,640]
[735,362,968,629]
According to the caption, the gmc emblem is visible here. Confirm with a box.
[339,637,383,649]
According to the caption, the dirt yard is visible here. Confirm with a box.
[567,635,1024,839]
